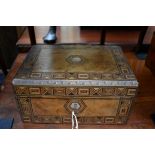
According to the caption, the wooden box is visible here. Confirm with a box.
[12,45,138,125]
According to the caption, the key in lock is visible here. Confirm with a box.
[70,102,81,110]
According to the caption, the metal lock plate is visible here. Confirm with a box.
[70,102,81,110]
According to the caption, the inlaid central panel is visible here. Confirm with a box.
[31,98,120,116]
[32,47,118,73]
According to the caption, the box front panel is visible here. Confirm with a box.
[31,98,119,117]
[16,95,133,124]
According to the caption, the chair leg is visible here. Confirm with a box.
[28,26,36,45]
[0,49,8,76]
[136,26,148,52]
[100,29,106,45]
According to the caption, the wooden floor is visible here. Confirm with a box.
[1,27,155,128]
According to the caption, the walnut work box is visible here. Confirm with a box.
[12,45,138,125]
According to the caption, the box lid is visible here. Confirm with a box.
[12,45,138,87]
